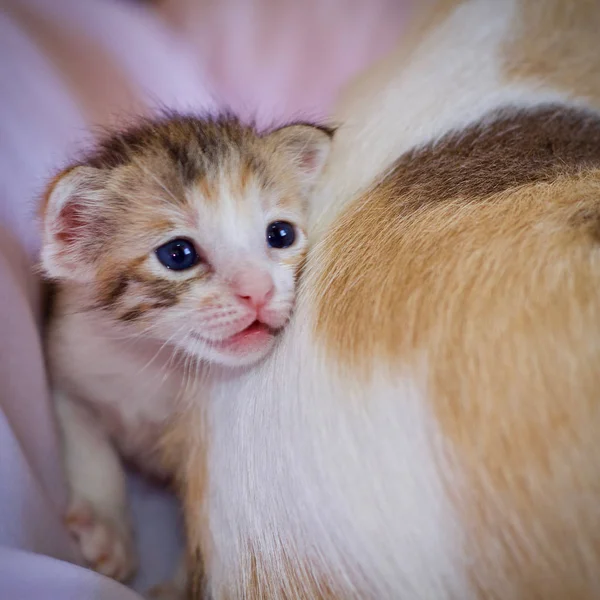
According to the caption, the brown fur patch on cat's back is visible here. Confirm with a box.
[314,104,600,365]
[381,104,600,207]
[313,104,600,597]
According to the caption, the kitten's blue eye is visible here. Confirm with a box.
[155,238,198,270]
[266,221,296,249]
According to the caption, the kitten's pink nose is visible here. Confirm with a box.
[232,269,274,309]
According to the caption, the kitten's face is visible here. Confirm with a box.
[41,117,332,367]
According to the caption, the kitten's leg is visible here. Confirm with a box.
[55,390,137,581]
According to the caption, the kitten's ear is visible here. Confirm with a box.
[266,124,334,190]
[40,165,109,282]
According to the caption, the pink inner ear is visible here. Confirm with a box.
[300,148,319,172]
[56,200,87,245]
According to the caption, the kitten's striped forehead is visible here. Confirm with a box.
[87,115,261,180]
[84,114,303,218]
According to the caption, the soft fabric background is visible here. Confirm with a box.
[157,0,408,126]
[0,0,409,596]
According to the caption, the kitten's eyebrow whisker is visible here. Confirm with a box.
[130,154,181,206]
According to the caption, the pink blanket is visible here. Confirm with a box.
[0,0,408,596]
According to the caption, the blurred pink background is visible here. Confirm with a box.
[0,0,411,597]
[159,0,408,124]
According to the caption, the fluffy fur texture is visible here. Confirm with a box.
[40,114,332,583]
[171,1,600,599]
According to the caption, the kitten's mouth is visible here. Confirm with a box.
[191,320,277,356]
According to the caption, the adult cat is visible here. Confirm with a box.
[175,1,600,597]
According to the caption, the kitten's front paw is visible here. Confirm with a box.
[65,499,137,582]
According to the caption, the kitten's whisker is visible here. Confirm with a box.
[136,323,189,376]
[90,321,167,346]
[177,345,196,404]
[160,345,184,384]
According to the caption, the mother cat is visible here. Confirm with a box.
[174,1,600,598]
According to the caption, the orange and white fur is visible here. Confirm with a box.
[39,115,331,583]
[175,1,600,598]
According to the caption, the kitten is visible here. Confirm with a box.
[39,114,332,583]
